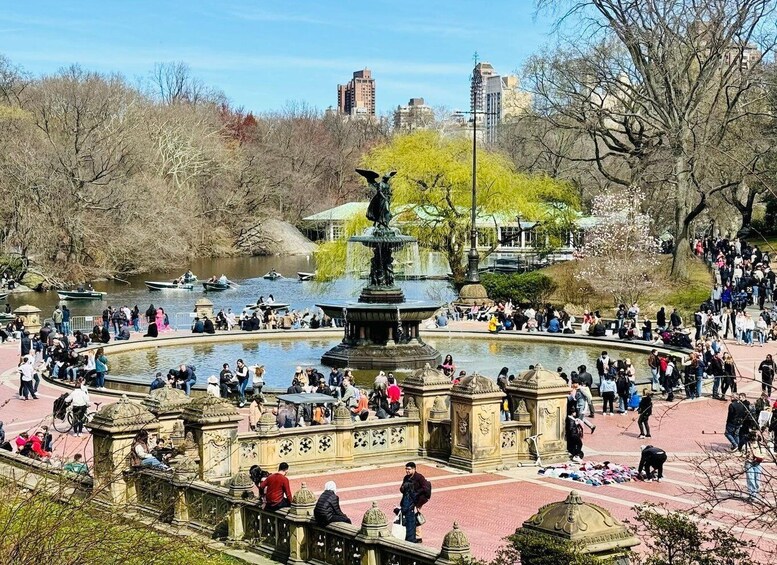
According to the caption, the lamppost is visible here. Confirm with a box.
[454,108,497,303]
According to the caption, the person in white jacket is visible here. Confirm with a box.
[65,379,90,437]
[206,375,220,398]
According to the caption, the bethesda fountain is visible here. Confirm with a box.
[317,169,441,370]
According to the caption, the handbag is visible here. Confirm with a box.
[415,511,426,525]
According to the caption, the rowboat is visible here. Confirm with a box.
[202,281,232,292]
[245,302,290,311]
[297,272,315,281]
[145,281,194,291]
[57,290,107,301]
[262,271,283,280]
[0,292,8,302]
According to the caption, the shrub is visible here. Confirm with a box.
[480,272,558,306]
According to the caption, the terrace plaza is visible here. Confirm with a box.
[0,322,774,561]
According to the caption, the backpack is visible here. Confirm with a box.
[422,478,432,501]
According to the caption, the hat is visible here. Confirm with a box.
[207,375,218,385]
[295,366,303,373]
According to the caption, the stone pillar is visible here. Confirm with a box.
[507,364,571,464]
[520,490,640,563]
[402,364,452,456]
[436,522,472,565]
[194,298,214,320]
[87,395,160,505]
[182,396,242,483]
[448,373,504,471]
[14,304,42,334]
[226,470,254,541]
[171,459,199,526]
[142,387,191,445]
[333,404,355,467]
[287,483,317,565]
[358,501,391,565]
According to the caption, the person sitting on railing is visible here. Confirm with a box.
[202,315,215,334]
[63,453,89,476]
[149,372,166,391]
[206,376,220,397]
[314,481,351,526]
[261,462,292,511]
[351,388,370,421]
[191,317,205,334]
[130,430,170,471]
[175,364,197,396]
[16,431,51,460]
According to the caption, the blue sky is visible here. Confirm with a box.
[0,1,555,114]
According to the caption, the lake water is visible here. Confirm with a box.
[105,334,644,389]
[4,255,457,319]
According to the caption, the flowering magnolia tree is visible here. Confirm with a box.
[577,188,661,306]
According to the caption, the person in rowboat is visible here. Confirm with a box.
[218,274,228,285]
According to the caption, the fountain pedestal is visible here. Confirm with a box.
[318,222,440,370]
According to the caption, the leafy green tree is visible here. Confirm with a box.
[480,272,558,305]
[361,130,578,282]
[486,530,605,565]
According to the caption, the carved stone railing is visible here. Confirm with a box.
[237,415,421,472]
[499,420,533,466]
[126,471,471,565]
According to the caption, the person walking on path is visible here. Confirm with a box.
[399,462,430,544]
[744,432,766,502]
[758,354,775,396]
[61,305,71,336]
[647,349,660,392]
[721,352,737,398]
[314,481,351,526]
[261,462,292,511]
[18,354,37,400]
[636,389,653,438]
[724,395,748,451]
[637,445,667,481]
[570,380,596,433]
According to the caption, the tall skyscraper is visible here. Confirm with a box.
[337,68,376,117]
[470,62,495,114]
[485,75,532,143]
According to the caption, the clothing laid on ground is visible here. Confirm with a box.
[538,461,636,486]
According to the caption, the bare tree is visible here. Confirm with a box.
[528,0,777,280]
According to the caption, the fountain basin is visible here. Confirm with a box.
[316,300,441,370]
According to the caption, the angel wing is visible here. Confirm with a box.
[355,168,381,184]
[382,171,397,181]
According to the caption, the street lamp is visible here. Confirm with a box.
[454,108,498,284]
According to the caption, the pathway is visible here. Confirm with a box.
[0,326,774,560]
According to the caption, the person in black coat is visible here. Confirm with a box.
[637,445,667,481]
[637,389,653,438]
[314,481,351,525]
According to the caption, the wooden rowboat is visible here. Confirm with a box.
[145,281,194,291]
[57,290,107,301]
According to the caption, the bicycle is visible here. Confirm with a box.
[52,402,102,434]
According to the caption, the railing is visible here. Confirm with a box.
[237,417,420,473]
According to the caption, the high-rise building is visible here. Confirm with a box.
[393,98,435,132]
[337,68,376,117]
[470,62,495,114]
[485,75,532,143]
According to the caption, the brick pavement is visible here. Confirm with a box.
[0,328,775,559]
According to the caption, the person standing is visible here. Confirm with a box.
[235,359,250,407]
[637,389,653,439]
[744,432,766,502]
[647,349,660,392]
[399,462,430,544]
[65,378,90,437]
[18,355,37,400]
[599,374,616,415]
[52,306,63,334]
[261,462,292,511]
[724,395,748,451]
[61,305,71,336]
[637,445,667,481]
[570,380,596,432]
[758,354,775,396]
[577,365,595,418]
[94,348,108,390]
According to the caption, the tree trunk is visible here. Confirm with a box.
[670,151,692,281]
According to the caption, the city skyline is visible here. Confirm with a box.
[0,0,554,114]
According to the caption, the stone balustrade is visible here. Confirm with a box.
[128,470,472,565]
[237,406,420,473]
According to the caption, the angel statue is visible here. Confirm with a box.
[356,169,396,230]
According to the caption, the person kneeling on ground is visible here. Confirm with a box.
[130,430,170,471]
[314,481,351,526]
[115,323,130,341]
[637,445,667,482]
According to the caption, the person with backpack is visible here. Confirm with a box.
[565,413,584,462]
[399,462,430,544]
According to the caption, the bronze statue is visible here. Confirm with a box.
[357,169,396,230]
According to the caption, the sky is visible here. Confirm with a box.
[0,1,556,115]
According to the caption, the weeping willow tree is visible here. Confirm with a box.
[317,130,578,282]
